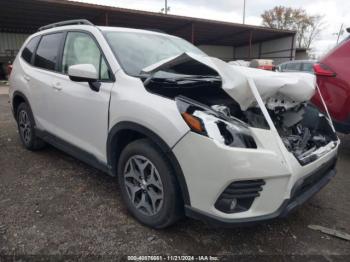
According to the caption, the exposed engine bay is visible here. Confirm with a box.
[141,52,338,165]
[267,104,337,164]
[144,74,337,165]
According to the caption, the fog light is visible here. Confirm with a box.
[230,198,237,211]
[214,179,265,213]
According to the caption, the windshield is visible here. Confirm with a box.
[104,31,207,76]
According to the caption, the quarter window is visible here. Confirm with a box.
[34,33,63,71]
[61,32,110,80]
[21,36,40,64]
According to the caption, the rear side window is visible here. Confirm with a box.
[34,33,63,71]
[21,36,40,64]
[61,32,111,80]
[285,62,301,71]
[301,63,314,73]
[280,64,287,71]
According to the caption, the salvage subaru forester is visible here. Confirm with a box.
[9,20,339,228]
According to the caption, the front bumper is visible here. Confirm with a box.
[185,157,336,226]
[172,129,339,224]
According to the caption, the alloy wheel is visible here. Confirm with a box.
[18,110,31,144]
[123,155,164,216]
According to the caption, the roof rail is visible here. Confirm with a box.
[38,19,94,31]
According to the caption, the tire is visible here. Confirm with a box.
[16,102,46,150]
[117,139,183,228]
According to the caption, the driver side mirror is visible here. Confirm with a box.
[68,64,101,92]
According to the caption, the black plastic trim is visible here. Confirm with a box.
[35,129,111,175]
[11,91,31,120]
[107,121,191,205]
[186,157,337,227]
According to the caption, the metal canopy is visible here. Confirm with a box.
[0,0,295,47]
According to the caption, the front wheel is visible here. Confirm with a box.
[117,139,183,228]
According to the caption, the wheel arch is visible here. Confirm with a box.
[12,91,31,121]
[107,121,191,205]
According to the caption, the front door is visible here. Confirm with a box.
[48,31,114,162]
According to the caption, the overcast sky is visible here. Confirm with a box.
[74,0,349,57]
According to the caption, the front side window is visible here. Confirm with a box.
[104,31,207,76]
[34,33,63,71]
[21,36,40,64]
[61,32,110,80]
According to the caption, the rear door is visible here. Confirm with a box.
[48,31,114,162]
[29,32,65,132]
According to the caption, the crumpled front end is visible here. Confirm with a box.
[142,52,339,223]
[172,124,338,223]
[142,52,339,166]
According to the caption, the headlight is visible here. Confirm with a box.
[176,96,257,148]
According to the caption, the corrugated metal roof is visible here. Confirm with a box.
[0,0,295,46]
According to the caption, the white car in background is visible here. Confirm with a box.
[9,20,339,228]
[228,60,250,67]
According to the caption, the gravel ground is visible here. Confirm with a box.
[0,86,349,259]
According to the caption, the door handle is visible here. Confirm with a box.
[24,75,30,82]
[52,82,62,91]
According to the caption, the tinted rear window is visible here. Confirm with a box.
[34,33,63,71]
[21,36,40,64]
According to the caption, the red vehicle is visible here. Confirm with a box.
[312,28,350,133]
[7,63,13,77]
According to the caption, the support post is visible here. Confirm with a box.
[105,12,109,26]
[243,0,246,24]
[248,31,253,59]
[290,34,295,60]
[191,23,195,44]
[258,42,262,59]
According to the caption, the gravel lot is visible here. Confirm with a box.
[0,85,349,259]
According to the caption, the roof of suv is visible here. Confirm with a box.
[36,19,175,38]
[98,26,173,37]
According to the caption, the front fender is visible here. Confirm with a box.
[108,74,189,149]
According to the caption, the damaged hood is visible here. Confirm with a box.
[142,52,316,110]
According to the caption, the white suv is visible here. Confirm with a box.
[9,20,339,228]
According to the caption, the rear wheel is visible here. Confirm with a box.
[117,139,183,228]
[16,103,45,150]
